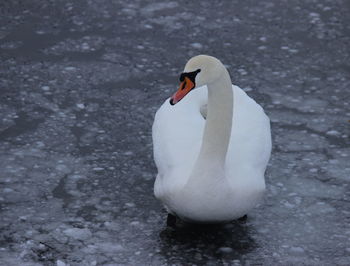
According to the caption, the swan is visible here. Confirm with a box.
[152,55,271,224]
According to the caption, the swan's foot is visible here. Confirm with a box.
[238,215,247,222]
[166,213,177,227]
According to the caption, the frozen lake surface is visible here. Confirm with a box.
[0,0,349,265]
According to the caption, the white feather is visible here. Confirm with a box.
[152,56,271,223]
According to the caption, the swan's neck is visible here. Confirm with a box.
[196,69,233,169]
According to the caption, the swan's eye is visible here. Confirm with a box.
[179,69,201,83]
[179,73,185,82]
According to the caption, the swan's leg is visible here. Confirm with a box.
[238,215,247,222]
[166,213,177,227]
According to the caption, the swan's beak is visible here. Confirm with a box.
[169,77,195,105]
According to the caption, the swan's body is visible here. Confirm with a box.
[153,55,271,223]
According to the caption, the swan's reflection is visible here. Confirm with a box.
[158,218,257,263]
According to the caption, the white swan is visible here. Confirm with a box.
[152,55,271,223]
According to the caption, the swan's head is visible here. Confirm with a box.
[170,55,225,105]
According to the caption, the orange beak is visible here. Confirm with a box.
[170,77,195,105]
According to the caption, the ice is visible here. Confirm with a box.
[141,2,178,16]
[0,0,349,265]
[290,247,304,254]
[125,202,135,208]
[326,130,340,136]
[218,247,233,253]
[64,66,76,71]
[56,260,67,266]
[237,68,247,75]
[97,243,124,254]
[191,43,203,49]
[45,36,105,56]
[76,103,85,109]
[41,85,50,91]
[63,228,92,240]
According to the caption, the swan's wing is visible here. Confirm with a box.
[226,85,272,189]
[153,85,271,197]
[152,88,207,192]
[200,104,207,119]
